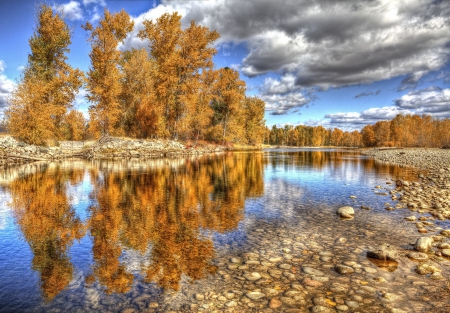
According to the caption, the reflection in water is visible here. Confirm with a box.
[6,153,264,299]
[8,164,86,301]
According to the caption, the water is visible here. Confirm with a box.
[0,149,448,313]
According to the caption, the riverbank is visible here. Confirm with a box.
[0,135,254,166]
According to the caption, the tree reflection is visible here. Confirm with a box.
[87,152,264,291]
[6,153,264,298]
[8,165,85,301]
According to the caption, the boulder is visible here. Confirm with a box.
[366,243,398,261]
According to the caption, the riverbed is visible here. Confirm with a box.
[0,149,449,313]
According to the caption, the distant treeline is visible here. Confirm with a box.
[266,114,450,148]
[5,5,265,146]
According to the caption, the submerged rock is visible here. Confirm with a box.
[366,243,398,261]
[337,206,354,219]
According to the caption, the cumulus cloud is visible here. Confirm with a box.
[54,1,84,21]
[258,74,314,115]
[324,106,410,129]
[124,0,450,90]
[395,86,450,117]
[0,61,16,109]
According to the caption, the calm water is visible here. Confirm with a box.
[0,149,443,312]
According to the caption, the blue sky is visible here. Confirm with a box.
[0,0,449,130]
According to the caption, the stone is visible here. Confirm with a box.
[441,249,450,257]
[366,243,398,261]
[225,300,237,307]
[407,252,429,261]
[268,298,282,309]
[246,291,265,300]
[415,263,440,275]
[335,264,354,275]
[414,237,433,252]
[337,206,354,218]
[302,278,323,287]
[336,305,349,311]
[262,288,279,297]
[405,216,417,221]
[243,272,262,281]
[441,229,450,237]
[194,293,205,301]
[311,306,335,313]
[302,267,325,276]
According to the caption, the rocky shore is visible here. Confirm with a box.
[0,135,227,166]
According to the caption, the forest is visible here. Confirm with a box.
[266,114,450,148]
[5,5,266,146]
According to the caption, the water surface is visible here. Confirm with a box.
[0,149,448,312]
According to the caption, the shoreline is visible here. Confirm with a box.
[0,135,264,167]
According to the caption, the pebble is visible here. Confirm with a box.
[335,264,355,275]
[407,252,429,261]
[243,272,262,281]
[268,298,282,309]
[246,292,265,300]
[337,206,354,218]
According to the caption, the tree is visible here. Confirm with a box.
[63,110,86,140]
[138,13,220,140]
[211,68,246,143]
[119,48,162,138]
[83,9,134,136]
[243,97,266,145]
[5,4,83,145]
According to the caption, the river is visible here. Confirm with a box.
[0,149,448,313]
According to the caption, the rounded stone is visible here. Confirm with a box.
[268,298,282,309]
[246,291,265,300]
[335,264,355,275]
[407,252,429,261]
[440,229,450,237]
[337,206,354,218]
[441,249,450,257]
[243,272,262,281]
[415,237,433,252]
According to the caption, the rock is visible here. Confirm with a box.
[366,243,398,261]
[337,206,354,218]
[194,293,205,301]
[440,229,450,237]
[246,291,265,300]
[268,298,282,309]
[405,216,417,221]
[302,267,325,276]
[335,264,354,275]
[302,278,323,287]
[414,237,433,252]
[441,249,450,258]
[225,300,237,307]
[336,305,349,311]
[243,272,262,281]
[407,252,429,261]
[415,263,440,275]
[311,306,335,313]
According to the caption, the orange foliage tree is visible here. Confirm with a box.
[138,13,220,140]
[5,4,83,145]
[83,9,134,136]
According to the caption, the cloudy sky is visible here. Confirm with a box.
[0,0,449,130]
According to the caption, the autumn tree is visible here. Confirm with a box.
[83,9,134,137]
[63,110,86,140]
[119,48,162,138]
[243,97,266,145]
[138,13,220,140]
[5,4,83,145]
[210,68,246,143]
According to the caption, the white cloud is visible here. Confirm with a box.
[123,0,450,90]
[54,1,84,21]
[395,86,450,117]
[323,106,411,130]
[0,61,16,109]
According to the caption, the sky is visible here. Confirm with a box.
[0,0,449,131]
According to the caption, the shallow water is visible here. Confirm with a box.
[0,149,449,313]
